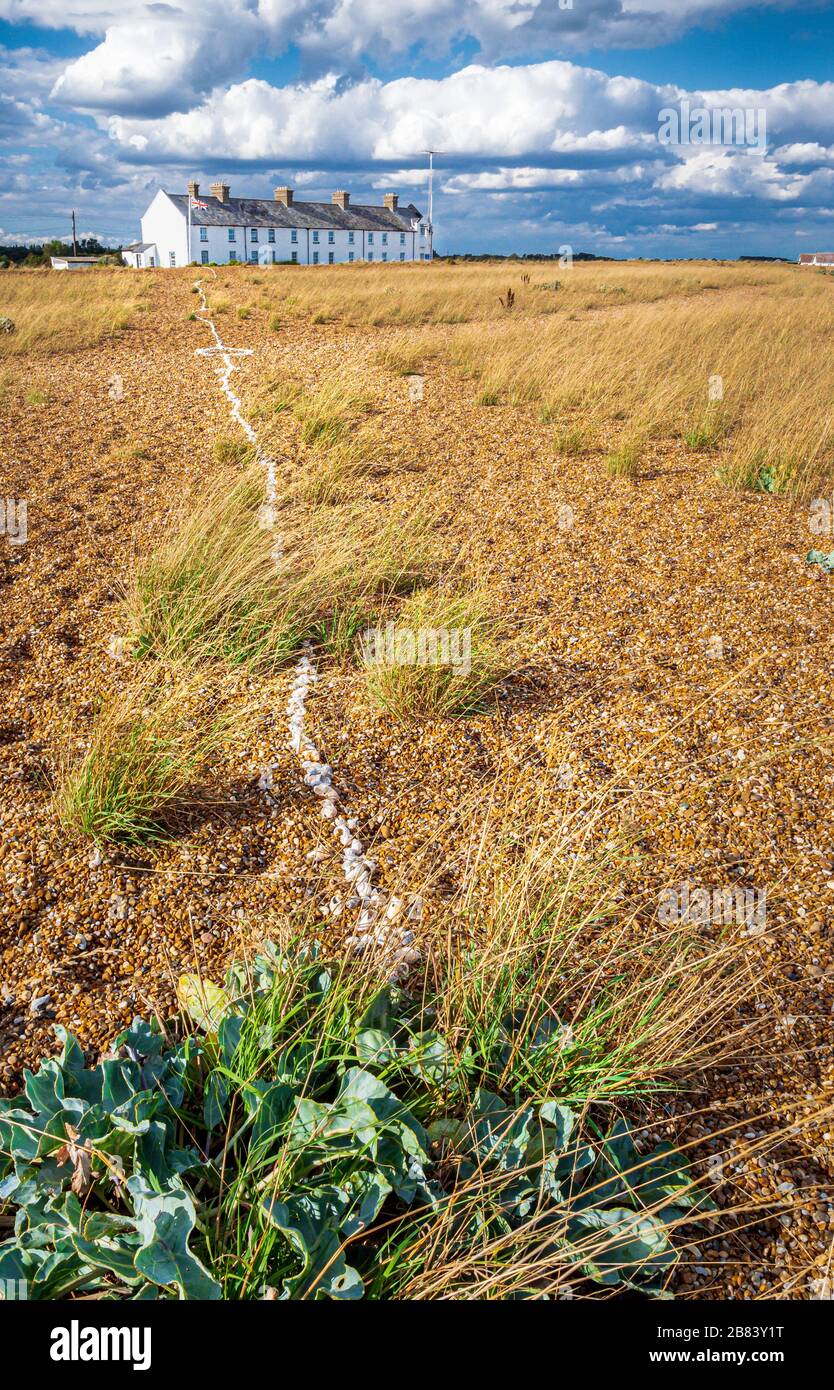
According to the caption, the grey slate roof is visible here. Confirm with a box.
[124,242,155,252]
[168,193,423,232]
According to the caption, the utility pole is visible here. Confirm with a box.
[71,209,77,256]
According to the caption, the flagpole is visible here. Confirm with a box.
[187,185,191,266]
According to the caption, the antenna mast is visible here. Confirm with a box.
[420,149,444,261]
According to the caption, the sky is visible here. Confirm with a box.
[1,1,834,259]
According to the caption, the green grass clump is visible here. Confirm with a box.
[362,587,504,719]
[554,425,585,456]
[606,445,640,479]
[213,434,254,467]
[126,470,305,671]
[57,676,222,845]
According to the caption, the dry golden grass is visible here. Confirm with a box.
[0,267,147,356]
[125,462,443,671]
[439,266,834,496]
[208,258,834,494]
[210,258,782,328]
[57,666,229,846]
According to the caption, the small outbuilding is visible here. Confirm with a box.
[50,255,100,271]
[122,242,158,269]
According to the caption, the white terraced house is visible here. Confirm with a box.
[123,182,429,268]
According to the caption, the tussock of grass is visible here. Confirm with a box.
[606,445,640,479]
[293,379,374,447]
[126,469,302,670]
[294,433,380,506]
[127,465,439,671]
[362,586,504,718]
[376,337,427,376]
[57,672,224,846]
[213,434,255,467]
[555,425,585,456]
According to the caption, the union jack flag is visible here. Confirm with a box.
[191,197,208,210]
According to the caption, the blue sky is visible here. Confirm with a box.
[1,2,833,258]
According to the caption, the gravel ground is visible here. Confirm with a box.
[1,269,832,1298]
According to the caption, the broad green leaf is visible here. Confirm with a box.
[129,1179,221,1300]
[175,974,231,1032]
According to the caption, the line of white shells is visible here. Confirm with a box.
[193,284,421,982]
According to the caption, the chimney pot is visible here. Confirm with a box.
[383,192,399,210]
[210,181,230,204]
[187,179,200,198]
[331,190,350,209]
[274,186,293,206]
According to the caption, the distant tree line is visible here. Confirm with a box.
[0,238,120,268]
[439,251,613,263]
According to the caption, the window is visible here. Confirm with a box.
[149,256,155,266]
[400,232,405,244]
[328,251,334,264]
[382,252,387,262]
[348,231,354,244]
[250,228,258,242]
[229,250,237,262]
[367,232,374,244]
[199,226,208,242]
[312,251,319,264]
[312,231,319,244]
[228,228,236,242]
[291,250,298,262]
[348,251,354,262]
[201,250,209,264]
[368,251,374,261]
[382,233,388,245]
[169,251,176,266]
[399,252,405,261]
[268,228,275,243]
[291,229,298,244]
[136,255,143,267]
[250,251,258,263]
[328,231,334,244]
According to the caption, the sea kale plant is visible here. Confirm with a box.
[0,943,714,1300]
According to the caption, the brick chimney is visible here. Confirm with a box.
[274,186,293,206]
[210,181,230,203]
[187,179,200,199]
[383,193,399,210]
[331,190,350,210]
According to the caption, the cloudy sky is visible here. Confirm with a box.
[2,1,833,257]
